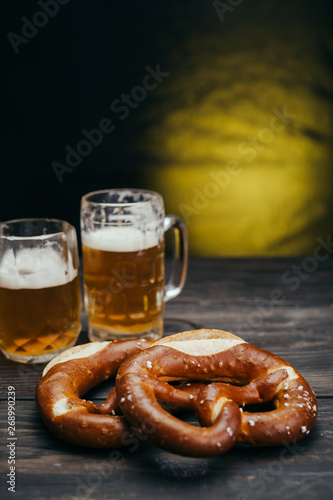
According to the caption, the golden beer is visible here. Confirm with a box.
[0,246,81,362]
[82,227,165,339]
[81,188,188,341]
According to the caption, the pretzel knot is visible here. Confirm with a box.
[36,339,154,448]
[116,329,318,457]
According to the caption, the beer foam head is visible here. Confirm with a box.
[0,247,77,290]
[82,226,160,252]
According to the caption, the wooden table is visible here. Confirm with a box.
[1,258,332,500]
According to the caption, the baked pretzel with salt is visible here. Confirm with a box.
[116,329,318,457]
[36,339,153,448]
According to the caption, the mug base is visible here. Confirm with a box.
[0,338,79,364]
[88,317,163,342]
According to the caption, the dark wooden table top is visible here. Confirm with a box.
[1,257,332,500]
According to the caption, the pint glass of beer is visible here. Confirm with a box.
[81,189,188,341]
[0,219,82,363]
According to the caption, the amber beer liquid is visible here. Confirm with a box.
[0,247,81,361]
[82,227,165,340]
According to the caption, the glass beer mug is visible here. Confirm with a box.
[80,189,188,341]
[0,219,82,363]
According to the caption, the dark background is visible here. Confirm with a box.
[2,0,183,225]
[1,0,333,254]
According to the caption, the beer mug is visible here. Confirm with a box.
[0,219,82,363]
[80,189,188,341]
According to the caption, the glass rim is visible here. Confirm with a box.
[0,218,76,239]
[81,188,163,207]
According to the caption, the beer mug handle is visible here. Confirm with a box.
[163,215,188,302]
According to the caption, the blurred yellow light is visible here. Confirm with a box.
[139,27,333,256]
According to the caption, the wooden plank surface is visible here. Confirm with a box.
[0,258,332,500]
[0,399,332,500]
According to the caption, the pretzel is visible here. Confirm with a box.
[116,329,318,457]
[35,339,153,448]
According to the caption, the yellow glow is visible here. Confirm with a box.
[149,162,331,256]
[139,28,333,256]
